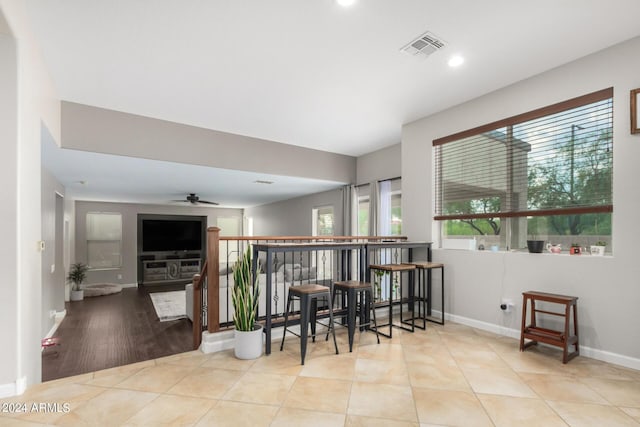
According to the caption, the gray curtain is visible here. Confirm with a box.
[341,185,357,236]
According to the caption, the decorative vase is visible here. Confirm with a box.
[70,289,84,301]
[570,246,581,255]
[526,240,545,253]
[234,324,263,359]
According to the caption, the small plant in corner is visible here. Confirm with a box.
[67,262,89,301]
[596,241,607,247]
[67,262,88,291]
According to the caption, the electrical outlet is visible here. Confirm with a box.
[500,298,514,313]
[117,274,122,280]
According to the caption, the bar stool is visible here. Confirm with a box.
[329,281,380,352]
[368,263,417,338]
[280,284,339,365]
[407,262,445,327]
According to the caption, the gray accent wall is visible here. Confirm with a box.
[61,102,357,185]
[356,143,401,185]
[41,166,66,336]
[246,188,346,236]
[74,201,242,285]
[403,36,640,364]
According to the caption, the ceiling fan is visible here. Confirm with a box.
[172,193,219,205]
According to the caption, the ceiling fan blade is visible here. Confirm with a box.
[198,200,219,205]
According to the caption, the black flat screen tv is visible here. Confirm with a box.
[142,219,202,252]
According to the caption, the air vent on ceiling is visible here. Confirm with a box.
[401,31,446,57]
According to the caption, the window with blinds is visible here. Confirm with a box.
[434,88,613,250]
[86,212,123,268]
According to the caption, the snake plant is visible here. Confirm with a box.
[231,245,260,332]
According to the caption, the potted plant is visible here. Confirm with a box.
[526,235,545,253]
[590,241,606,256]
[67,262,89,301]
[232,245,262,359]
[570,243,582,255]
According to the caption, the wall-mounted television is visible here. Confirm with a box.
[140,216,205,252]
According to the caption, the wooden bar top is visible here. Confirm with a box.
[523,291,578,303]
[369,263,417,272]
[406,261,444,269]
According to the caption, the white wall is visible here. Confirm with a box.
[74,201,243,285]
[0,16,18,395]
[403,36,640,366]
[0,1,61,395]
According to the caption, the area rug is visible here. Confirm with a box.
[83,283,123,298]
[149,290,186,322]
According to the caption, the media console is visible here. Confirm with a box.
[141,257,201,285]
[136,213,207,286]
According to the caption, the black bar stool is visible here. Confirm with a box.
[368,263,417,338]
[407,261,445,326]
[280,284,338,365]
[329,281,380,352]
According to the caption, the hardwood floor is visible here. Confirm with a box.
[42,284,193,382]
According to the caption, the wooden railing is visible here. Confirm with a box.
[192,227,409,349]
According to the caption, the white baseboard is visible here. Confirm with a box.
[120,283,138,288]
[0,376,27,398]
[446,312,640,371]
[44,310,67,341]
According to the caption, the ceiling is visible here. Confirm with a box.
[26,0,640,207]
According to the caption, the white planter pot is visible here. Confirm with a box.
[234,324,263,359]
[590,245,606,256]
[70,289,84,301]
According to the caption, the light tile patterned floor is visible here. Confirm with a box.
[2,322,640,426]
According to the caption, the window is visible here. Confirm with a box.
[217,216,242,263]
[379,178,402,236]
[312,206,334,236]
[356,184,370,236]
[434,88,613,251]
[312,206,334,279]
[86,212,122,269]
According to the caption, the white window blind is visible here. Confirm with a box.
[87,212,122,269]
[434,88,613,221]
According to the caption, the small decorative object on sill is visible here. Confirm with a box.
[526,239,545,253]
[570,244,581,255]
[590,241,606,256]
[546,243,562,254]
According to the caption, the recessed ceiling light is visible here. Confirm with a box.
[336,0,356,7]
[448,55,465,68]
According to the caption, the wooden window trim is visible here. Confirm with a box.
[433,87,613,146]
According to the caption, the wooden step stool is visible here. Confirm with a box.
[520,291,579,363]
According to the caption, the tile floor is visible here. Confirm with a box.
[2,322,640,426]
